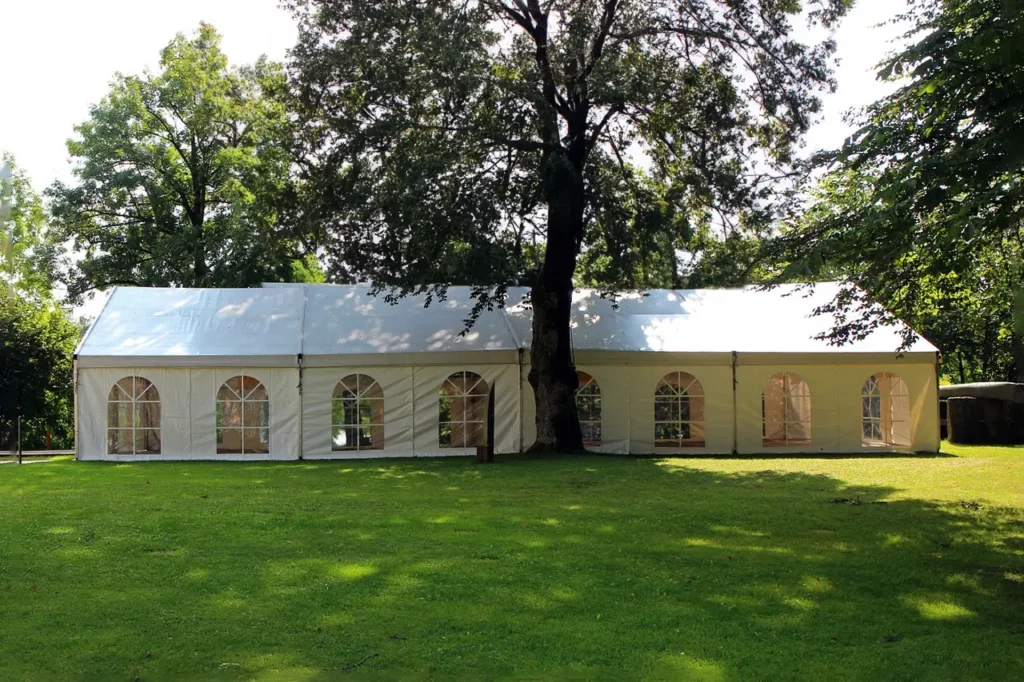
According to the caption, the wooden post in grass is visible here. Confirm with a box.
[17,415,22,465]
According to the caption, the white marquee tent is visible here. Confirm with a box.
[75,283,940,460]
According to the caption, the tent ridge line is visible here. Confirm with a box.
[498,302,523,350]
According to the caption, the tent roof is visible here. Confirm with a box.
[77,282,937,366]
[301,284,520,357]
[504,283,937,355]
[76,287,304,367]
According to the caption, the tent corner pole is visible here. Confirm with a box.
[73,356,80,461]
[517,348,524,453]
[297,353,304,460]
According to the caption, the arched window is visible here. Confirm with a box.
[762,372,811,446]
[439,371,489,448]
[107,376,161,454]
[862,373,911,447]
[576,371,602,446]
[332,374,385,451]
[216,375,269,454]
[654,372,706,447]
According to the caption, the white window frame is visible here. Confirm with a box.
[575,371,602,446]
[332,374,385,451]
[216,375,270,455]
[438,371,489,448]
[862,373,911,447]
[107,376,161,455]
[654,371,706,448]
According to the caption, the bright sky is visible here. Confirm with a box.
[0,0,909,317]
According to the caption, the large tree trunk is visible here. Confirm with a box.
[527,156,585,454]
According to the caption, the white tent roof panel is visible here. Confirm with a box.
[76,287,304,367]
[76,282,937,367]
[301,284,520,358]
[505,283,937,355]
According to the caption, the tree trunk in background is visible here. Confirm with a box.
[527,159,585,454]
[1011,331,1024,383]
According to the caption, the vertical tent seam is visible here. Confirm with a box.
[834,356,840,453]
[731,351,739,455]
[297,284,308,459]
[72,358,79,460]
[411,365,416,455]
[188,369,193,459]
[498,302,525,453]
[626,357,632,454]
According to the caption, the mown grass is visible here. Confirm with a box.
[1,444,1023,681]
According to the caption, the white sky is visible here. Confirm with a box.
[0,0,909,317]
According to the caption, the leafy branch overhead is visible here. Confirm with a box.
[774,0,1024,381]
[287,0,850,297]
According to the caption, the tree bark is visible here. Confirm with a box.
[527,154,585,454]
[1011,330,1024,383]
[190,175,208,286]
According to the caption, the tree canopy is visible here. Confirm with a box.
[48,23,322,305]
[0,282,80,450]
[1,155,60,300]
[774,0,1024,381]
[287,0,851,450]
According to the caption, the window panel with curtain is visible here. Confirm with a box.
[654,372,706,447]
[762,372,812,446]
[332,374,385,451]
[439,371,489,448]
[107,376,161,455]
[575,371,602,446]
[216,375,270,454]
[861,373,911,448]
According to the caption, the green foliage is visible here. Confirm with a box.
[48,24,313,304]
[286,0,851,299]
[0,283,80,449]
[286,0,852,449]
[1,448,1023,678]
[774,0,1024,380]
[0,155,60,299]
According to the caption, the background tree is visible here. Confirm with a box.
[1,155,60,300]
[287,0,851,451]
[0,282,81,450]
[774,0,1024,382]
[49,23,322,305]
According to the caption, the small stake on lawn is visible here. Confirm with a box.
[17,415,22,465]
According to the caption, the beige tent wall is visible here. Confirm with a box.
[521,362,735,455]
[78,356,937,461]
[628,364,735,455]
[735,359,939,455]
[302,367,412,459]
[302,363,520,459]
[522,356,938,456]
[79,367,192,461]
[78,366,300,461]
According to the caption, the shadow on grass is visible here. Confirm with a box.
[1,456,1022,681]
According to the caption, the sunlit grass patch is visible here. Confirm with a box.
[0,444,1022,680]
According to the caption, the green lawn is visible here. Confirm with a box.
[2,445,1023,681]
